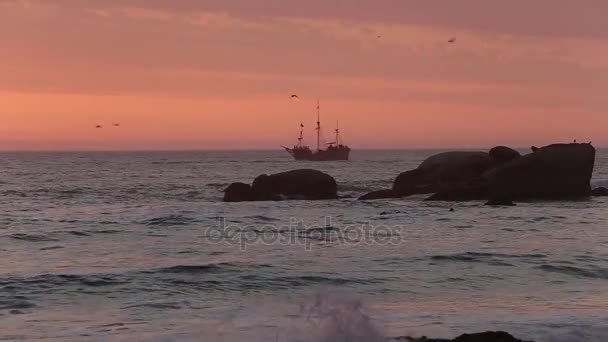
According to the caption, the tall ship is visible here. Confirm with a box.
[282,100,351,161]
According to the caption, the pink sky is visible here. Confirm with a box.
[1,0,607,150]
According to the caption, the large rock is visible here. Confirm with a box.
[358,189,398,200]
[223,169,338,202]
[252,169,337,200]
[393,151,493,197]
[592,187,608,197]
[402,331,531,342]
[429,143,595,201]
[223,182,255,202]
[485,143,595,199]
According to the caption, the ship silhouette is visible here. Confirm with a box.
[282,100,351,161]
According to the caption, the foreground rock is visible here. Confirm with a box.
[398,331,532,342]
[358,189,398,200]
[223,169,337,202]
[428,143,595,201]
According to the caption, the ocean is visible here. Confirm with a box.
[0,150,607,341]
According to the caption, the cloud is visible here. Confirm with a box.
[8,0,608,39]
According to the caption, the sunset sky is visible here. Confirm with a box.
[1,0,607,150]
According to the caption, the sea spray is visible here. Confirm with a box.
[297,293,386,342]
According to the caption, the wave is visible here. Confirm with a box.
[140,214,199,226]
[9,233,58,242]
[537,264,608,279]
[428,252,545,267]
[155,263,237,274]
[245,215,280,222]
[0,298,36,311]
[150,161,201,165]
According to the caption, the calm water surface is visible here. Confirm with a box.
[0,150,607,341]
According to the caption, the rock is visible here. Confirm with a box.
[452,331,531,342]
[252,169,338,200]
[485,197,516,206]
[531,146,539,152]
[358,189,398,200]
[393,152,493,197]
[223,182,255,202]
[429,143,595,201]
[592,187,608,197]
[489,146,521,163]
[485,143,595,200]
[399,331,531,342]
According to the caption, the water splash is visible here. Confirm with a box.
[298,293,386,342]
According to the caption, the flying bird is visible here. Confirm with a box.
[95,125,103,129]
[290,95,299,99]
[113,123,120,127]
[448,38,456,43]
[377,35,381,39]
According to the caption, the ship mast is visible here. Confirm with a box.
[298,122,304,147]
[316,99,321,151]
[335,121,340,146]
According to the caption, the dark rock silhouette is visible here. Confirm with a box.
[224,169,337,202]
[358,189,398,200]
[223,182,255,202]
[485,143,595,200]
[429,143,595,201]
[393,151,493,197]
[489,146,521,163]
[252,169,337,200]
[399,331,532,342]
[592,187,608,197]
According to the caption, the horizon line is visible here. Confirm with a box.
[0,145,605,153]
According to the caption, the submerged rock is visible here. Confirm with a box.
[358,189,398,200]
[223,169,337,202]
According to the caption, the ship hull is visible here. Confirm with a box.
[291,147,350,161]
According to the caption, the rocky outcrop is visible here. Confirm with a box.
[223,169,337,202]
[400,331,532,342]
[428,143,595,201]
[489,146,521,163]
[393,151,493,197]
[358,189,398,200]
[223,182,255,202]
[592,187,608,197]
[484,143,595,200]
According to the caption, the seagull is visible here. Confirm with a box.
[113,123,120,127]
[290,95,299,99]
[377,35,381,39]
[448,38,456,43]
[95,125,103,129]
